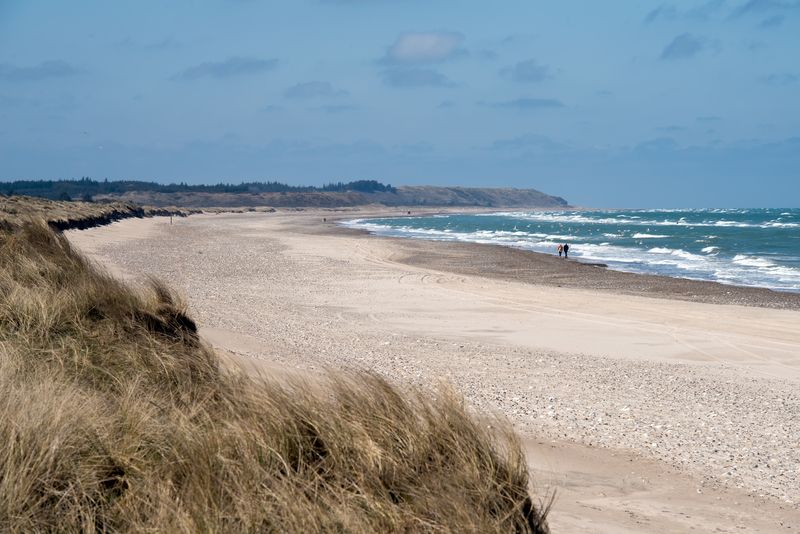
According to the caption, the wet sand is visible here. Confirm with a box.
[68,210,800,533]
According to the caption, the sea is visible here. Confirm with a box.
[343,208,800,293]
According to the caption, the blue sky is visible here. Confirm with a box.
[0,0,798,207]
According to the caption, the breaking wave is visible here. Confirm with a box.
[344,208,800,292]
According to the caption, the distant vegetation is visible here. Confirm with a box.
[320,180,396,193]
[0,178,396,201]
[0,179,568,209]
[0,204,549,532]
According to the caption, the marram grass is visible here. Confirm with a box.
[0,220,549,533]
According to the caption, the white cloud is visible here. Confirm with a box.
[384,31,464,64]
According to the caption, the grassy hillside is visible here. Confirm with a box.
[0,219,549,532]
[388,186,568,208]
[95,186,568,209]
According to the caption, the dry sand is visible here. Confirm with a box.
[68,211,800,533]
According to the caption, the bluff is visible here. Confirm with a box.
[93,186,568,209]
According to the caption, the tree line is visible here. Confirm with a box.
[1,178,397,201]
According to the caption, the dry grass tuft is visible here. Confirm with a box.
[0,220,549,532]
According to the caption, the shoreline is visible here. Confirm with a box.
[67,211,800,532]
[327,211,800,310]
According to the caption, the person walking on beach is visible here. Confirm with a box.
[563,243,569,258]
[557,244,563,257]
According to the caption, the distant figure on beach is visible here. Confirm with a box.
[557,244,563,257]
[563,243,569,258]
[323,217,326,222]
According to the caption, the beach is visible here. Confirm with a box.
[68,210,800,533]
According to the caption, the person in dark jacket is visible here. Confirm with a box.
[563,243,569,258]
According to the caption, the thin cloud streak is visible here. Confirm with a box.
[660,33,706,60]
[761,72,798,85]
[285,81,348,98]
[0,60,81,82]
[480,97,564,110]
[500,59,551,83]
[173,57,278,80]
[314,104,358,113]
[732,0,800,18]
[381,68,456,88]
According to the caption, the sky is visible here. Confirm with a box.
[0,0,798,207]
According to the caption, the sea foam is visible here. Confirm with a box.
[344,208,800,292]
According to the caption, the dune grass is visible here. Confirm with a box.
[0,220,549,533]
[0,194,197,231]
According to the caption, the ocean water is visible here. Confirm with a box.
[343,208,800,293]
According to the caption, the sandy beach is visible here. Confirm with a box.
[68,210,800,533]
